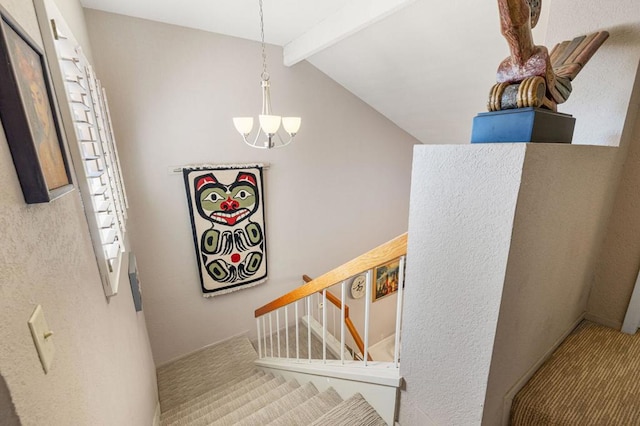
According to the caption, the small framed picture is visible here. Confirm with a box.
[373,257,401,302]
[0,7,73,203]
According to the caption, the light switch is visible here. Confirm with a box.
[28,305,55,373]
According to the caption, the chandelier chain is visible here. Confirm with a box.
[259,0,268,81]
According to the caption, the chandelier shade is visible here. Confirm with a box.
[232,117,254,135]
[258,114,281,135]
[282,117,302,134]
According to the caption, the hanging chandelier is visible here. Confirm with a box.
[232,0,301,149]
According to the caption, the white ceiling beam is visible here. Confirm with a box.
[283,0,417,66]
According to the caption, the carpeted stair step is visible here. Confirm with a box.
[208,379,301,426]
[157,336,258,410]
[161,371,270,424]
[311,393,387,426]
[168,375,288,426]
[157,335,388,425]
[235,382,320,425]
[268,387,344,425]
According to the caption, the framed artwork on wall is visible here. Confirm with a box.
[373,257,401,302]
[0,7,73,203]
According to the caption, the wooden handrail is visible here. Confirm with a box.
[303,274,372,361]
[255,232,407,317]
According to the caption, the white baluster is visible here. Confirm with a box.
[295,301,300,361]
[394,255,406,368]
[269,313,273,357]
[285,305,289,359]
[276,309,281,358]
[322,289,327,363]
[262,316,267,357]
[341,280,346,364]
[256,317,262,358]
[364,269,372,366]
[307,296,312,363]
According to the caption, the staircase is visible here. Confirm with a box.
[157,336,387,425]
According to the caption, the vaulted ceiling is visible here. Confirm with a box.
[80,0,551,144]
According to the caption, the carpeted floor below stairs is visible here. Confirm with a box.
[156,336,387,425]
[511,320,640,425]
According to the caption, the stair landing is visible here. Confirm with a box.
[511,321,640,425]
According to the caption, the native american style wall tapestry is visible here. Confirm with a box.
[183,164,267,297]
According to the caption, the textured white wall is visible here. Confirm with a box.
[399,143,620,426]
[398,144,526,425]
[83,10,417,365]
[590,111,640,326]
[542,0,640,329]
[482,144,618,425]
[0,1,158,424]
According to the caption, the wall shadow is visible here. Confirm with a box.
[0,374,20,426]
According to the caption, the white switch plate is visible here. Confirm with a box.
[28,305,55,374]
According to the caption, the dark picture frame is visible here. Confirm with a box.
[0,7,73,203]
[373,257,401,302]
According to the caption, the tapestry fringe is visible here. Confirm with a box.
[202,277,268,298]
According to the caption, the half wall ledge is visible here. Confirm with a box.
[399,143,618,426]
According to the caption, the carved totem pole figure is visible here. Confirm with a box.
[489,0,609,112]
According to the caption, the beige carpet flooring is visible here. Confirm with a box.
[511,321,640,425]
[157,335,386,425]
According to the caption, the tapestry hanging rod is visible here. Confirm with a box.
[167,163,270,175]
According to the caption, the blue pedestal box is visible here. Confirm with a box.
[471,107,575,144]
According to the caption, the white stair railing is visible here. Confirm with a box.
[254,234,408,370]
